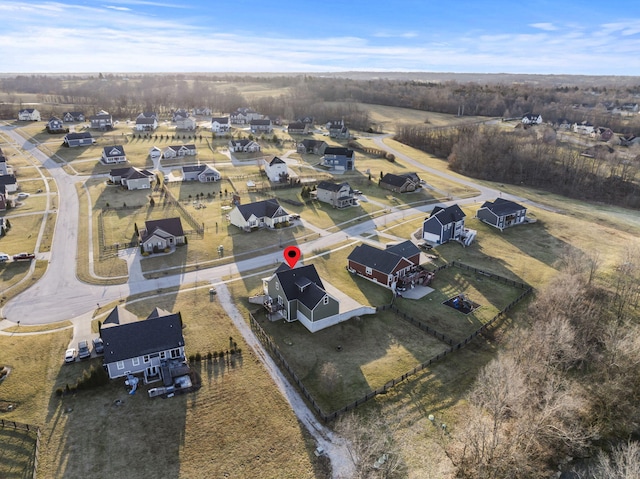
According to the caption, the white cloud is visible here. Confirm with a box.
[529,22,558,31]
[105,5,131,11]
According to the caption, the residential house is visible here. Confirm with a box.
[175,116,197,130]
[100,306,187,383]
[594,127,614,142]
[230,108,262,125]
[228,139,261,153]
[347,240,422,291]
[297,116,314,125]
[476,198,528,231]
[327,119,349,139]
[314,181,356,208]
[211,117,230,133]
[101,145,127,164]
[182,164,221,182]
[109,167,153,190]
[46,116,66,133]
[229,199,289,231]
[297,139,327,155]
[263,157,289,182]
[379,173,422,193]
[18,108,40,121]
[0,185,8,211]
[619,135,640,147]
[63,131,94,147]
[321,147,355,171]
[422,204,467,245]
[0,154,11,176]
[62,111,85,122]
[555,118,572,130]
[89,110,113,130]
[250,118,272,134]
[287,121,308,135]
[149,146,162,159]
[135,116,158,131]
[572,121,595,135]
[171,109,190,122]
[193,107,212,116]
[521,113,543,125]
[0,175,18,194]
[261,263,340,333]
[139,217,186,253]
[163,144,197,159]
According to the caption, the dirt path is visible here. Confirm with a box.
[214,282,355,479]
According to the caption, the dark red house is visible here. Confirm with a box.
[347,241,421,290]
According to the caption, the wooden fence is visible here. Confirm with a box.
[248,261,533,423]
[0,420,41,479]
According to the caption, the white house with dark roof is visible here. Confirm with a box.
[62,111,85,122]
[230,108,262,124]
[182,164,221,182]
[476,198,528,231]
[135,116,158,131]
[228,139,261,153]
[0,175,18,194]
[521,113,543,125]
[90,110,113,130]
[314,181,356,208]
[101,145,127,164]
[262,263,342,333]
[63,131,94,147]
[109,167,153,190]
[100,306,187,383]
[139,217,186,253]
[163,144,197,159]
[18,108,40,121]
[211,117,230,133]
[229,199,289,231]
[250,118,272,133]
[263,157,289,182]
[287,121,308,135]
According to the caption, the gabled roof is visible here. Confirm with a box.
[301,139,325,148]
[65,132,93,140]
[166,144,196,152]
[429,204,466,225]
[19,108,37,113]
[347,243,412,275]
[147,307,172,319]
[142,217,184,241]
[273,264,327,309]
[317,180,350,192]
[102,305,138,327]
[250,119,271,125]
[124,168,153,180]
[0,175,17,186]
[269,156,286,166]
[479,198,526,216]
[288,122,306,130]
[324,147,353,157]
[235,199,287,220]
[381,173,411,187]
[101,312,184,363]
[103,145,125,157]
[136,117,156,124]
[211,116,229,124]
[386,240,421,258]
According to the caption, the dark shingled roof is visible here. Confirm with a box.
[250,119,271,125]
[142,217,184,241]
[386,240,420,258]
[274,264,327,310]
[211,116,229,123]
[317,181,350,192]
[0,175,17,186]
[235,199,287,220]
[102,305,138,327]
[101,312,184,362]
[429,204,466,225]
[479,198,526,216]
[348,243,412,274]
[102,145,125,157]
[269,156,286,166]
[324,147,353,157]
[65,132,93,140]
[381,173,409,188]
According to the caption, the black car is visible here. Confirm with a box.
[92,337,104,355]
[78,340,91,359]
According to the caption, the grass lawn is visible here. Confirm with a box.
[31,288,322,479]
[0,427,38,479]
[0,214,43,256]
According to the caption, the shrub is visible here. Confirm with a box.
[195,352,202,362]
[55,387,64,397]
[188,354,195,363]
[385,153,395,162]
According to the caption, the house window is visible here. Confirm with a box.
[143,355,150,363]
[132,357,140,366]
[365,266,372,275]
[323,296,329,305]
[275,281,279,291]
[160,351,166,360]
[117,361,125,370]
[171,348,181,359]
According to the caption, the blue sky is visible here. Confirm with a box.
[1,0,639,75]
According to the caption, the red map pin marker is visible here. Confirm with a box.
[283,246,301,268]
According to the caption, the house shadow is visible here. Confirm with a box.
[45,359,185,478]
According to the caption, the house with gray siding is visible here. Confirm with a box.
[139,217,186,253]
[182,163,221,182]
[100,306,187,383]
[314,181,356,208]
[101,145,127,164]
[422,204,467,245]
[63,131,94,147]
[89,110,113,130]
[109,167,153,190]
[476,198,528,231]
[262,263,340,333]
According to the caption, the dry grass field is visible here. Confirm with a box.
[0,289,324,479]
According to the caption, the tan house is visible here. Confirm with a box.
[139,218,186,253]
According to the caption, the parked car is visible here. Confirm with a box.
[77,340,91,360]
[12,252,35,261]
[17,192,29,199]
[64,348,76,363]
[289,214,301,220]
[92,337,104,355]
[418,242,433,251]
[0,253,10,263]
